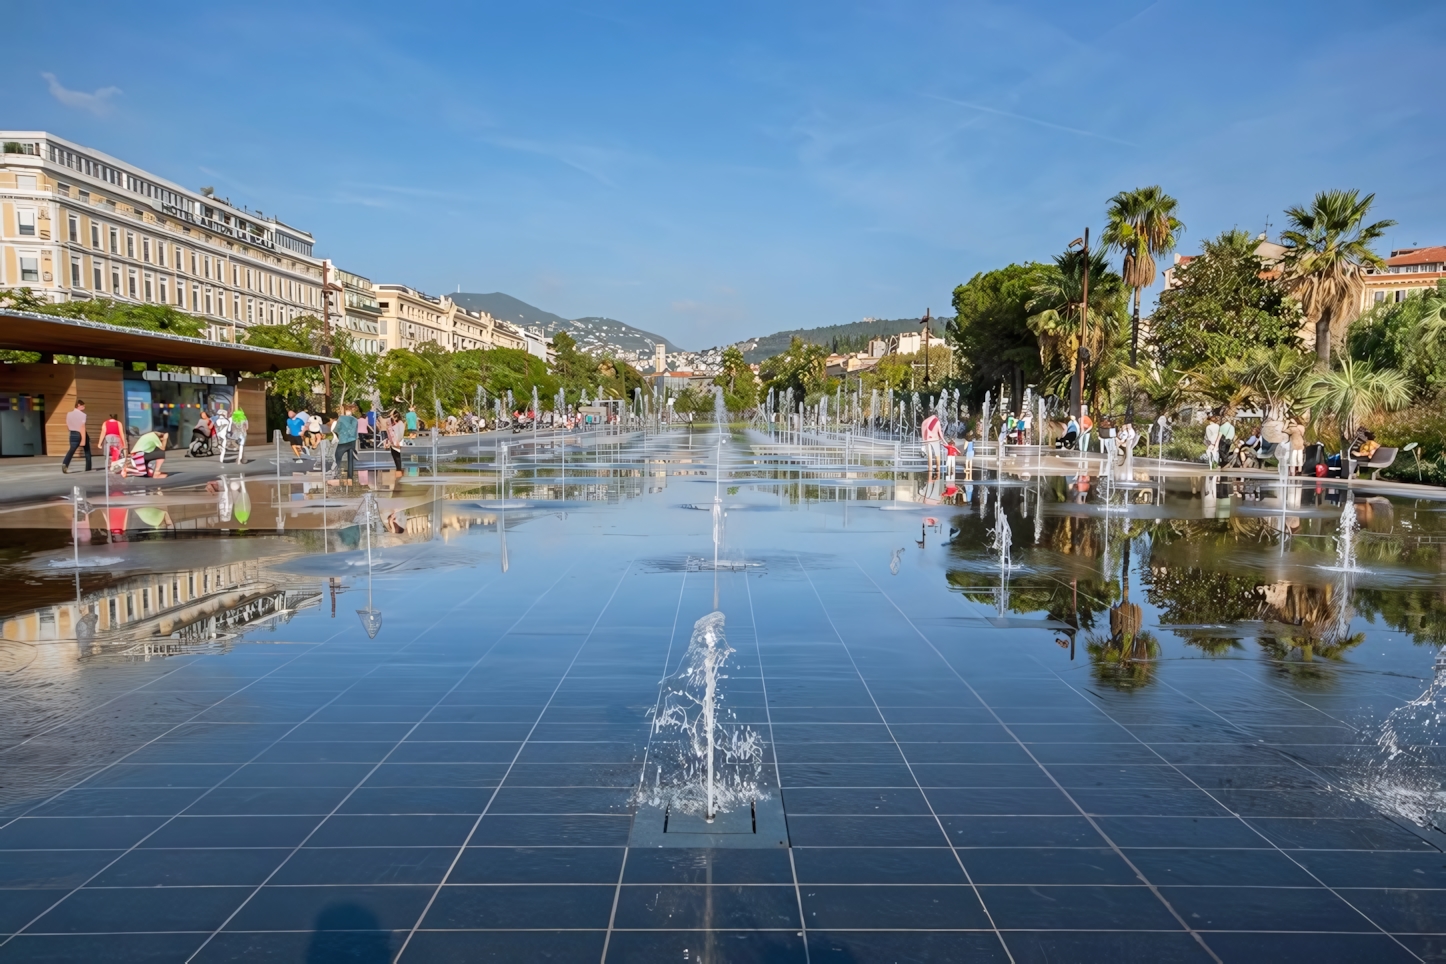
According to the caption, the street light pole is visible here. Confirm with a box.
[921,308,932,387]
[320,261,334,412]
[1069,229,1090,418]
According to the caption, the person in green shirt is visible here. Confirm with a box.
[333,404,359,479]
[124,431,169,478]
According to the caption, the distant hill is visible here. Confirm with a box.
[735,316,947,363]
[451,292,682,356]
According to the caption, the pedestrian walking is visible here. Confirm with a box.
[334,404,358,478]
[61,399,91,473]
[388,409,405,472]
[920,410,943,476]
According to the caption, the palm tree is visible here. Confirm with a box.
[1026,249,1128,411]
[1280,189,1396,364]
[1102,186,1184,368]
[1304,357,1411,466]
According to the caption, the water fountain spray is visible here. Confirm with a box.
[644,612,763,819]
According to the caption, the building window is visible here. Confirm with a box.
[93,263,102,290]
[68,216,79,243]
[126,233,135,258]
[205,288,213,314]
[112,267,121,294]
[128,270,137,298]
[246,298,254,322]
[19,256,39,282]
[109,227,118,254]
[157,243,166,268]
[90,223,100,249]
[17,209,36,236]
[142,238,151,263]
[1375,291,1386,303]
[158,276,167,303]
[71,258,81,287]
[203,256,211,279]
[175,277,183,306]
[233,293,240,318]
[191,252,197,275]
[191,284,199,311]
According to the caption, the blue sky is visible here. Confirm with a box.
[8,1,1444,349]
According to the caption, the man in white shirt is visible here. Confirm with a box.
[1204,417,1221,468]
[61,400,91,473]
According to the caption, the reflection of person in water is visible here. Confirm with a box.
[133,506,172,529]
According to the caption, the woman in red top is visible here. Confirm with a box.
[100,415,125,472]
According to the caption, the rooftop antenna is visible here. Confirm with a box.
[1263,215,1271,240]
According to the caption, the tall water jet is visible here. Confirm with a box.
[642,612,764,819]
[1335,497,1360,572]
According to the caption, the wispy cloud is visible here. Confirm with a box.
[925,94,1135,147]
[42,72,121,115]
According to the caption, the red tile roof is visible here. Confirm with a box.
[1386,246,1446,266]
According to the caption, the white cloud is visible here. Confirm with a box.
[42,73,122,115]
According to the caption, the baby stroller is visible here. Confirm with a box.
[188,425,215,458]
[1224,440,1261,469]
[1055,429,1078,450]
[1301,442,1328,478]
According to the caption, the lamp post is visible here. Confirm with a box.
[1068,230,1090,418]
[921,309,932,387]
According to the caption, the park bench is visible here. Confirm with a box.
[1355,446,1398,480]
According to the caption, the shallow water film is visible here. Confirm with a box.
[2,427,1445,963]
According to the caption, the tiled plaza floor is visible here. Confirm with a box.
[0,440,1442,962]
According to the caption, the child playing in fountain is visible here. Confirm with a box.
[944,438,959,480]
[963,434,975,477]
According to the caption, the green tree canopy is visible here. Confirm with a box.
[948,263,1048,406]
[1148,229,1303,370]
[1347,281,1446,400]
[759,337,830,401]
[713,345,759,411]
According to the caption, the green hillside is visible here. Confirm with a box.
[738,317,948,363]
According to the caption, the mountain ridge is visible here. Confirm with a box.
[451,292,682,355]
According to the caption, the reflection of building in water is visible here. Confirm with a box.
[1,558,320,658]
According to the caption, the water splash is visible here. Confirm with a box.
[1341,647,1446,830]
[1321,498,1365,573]
[637,612,765,817]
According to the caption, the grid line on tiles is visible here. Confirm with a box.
[850,560,1224,964]
[602,567,689,963]
[0,636,342,833]
[0,641,358,950]
[3,567,522,955]
[795,555,1014,964]
[0,654,211,759]
[743,554,812,964]
[393,560,636,962]
[1034,661,1430,961]
[1220,663,1366,734]
[170,566,567,964]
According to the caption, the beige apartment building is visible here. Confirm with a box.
[328,262,382,354]
[0,133,325,343]
[373,284,546,355]
[1362,246,1445,307]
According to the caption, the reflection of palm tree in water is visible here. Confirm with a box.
[1088,538,1161,689]
[1257,579,1366,679]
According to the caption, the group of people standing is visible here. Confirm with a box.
[61,399,249,479]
